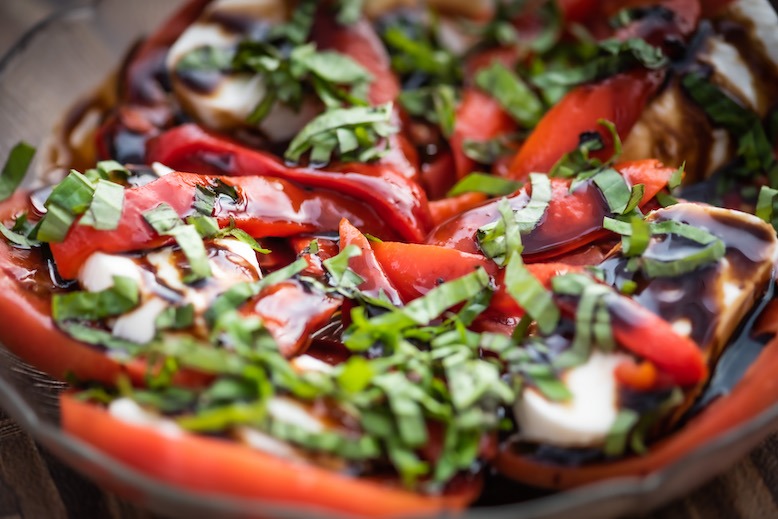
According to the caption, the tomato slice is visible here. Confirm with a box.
[49,170,391,280]
[146,124,432,243]
[61,394,480,517]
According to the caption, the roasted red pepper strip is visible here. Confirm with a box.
[428,159,674,261]
[61,395,481,517]
[244,279,341,358]
[50,170,391,280]
[451,89,517,180]
[339,219,402,304]
[429,193,488,227]
[146,124,432,243]
[507,70,665,181]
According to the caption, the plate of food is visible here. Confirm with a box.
[0,0,777,517]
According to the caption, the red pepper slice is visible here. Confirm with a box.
[428,159,674,260]
[450,89,517,179]
[429,192,489,227]
[60,395,480,517]
[507,70,665,181]
[339,219,402,304]
[244,279,341,358]
[49,170,391,280]
[146,124,432,243]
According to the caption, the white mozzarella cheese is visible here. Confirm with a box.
[213,238,262,277]
[514,352,629,448]
[236,427,301,459]
[731,0,778,66]
[700,37,759,112]
[291,354,335,374]
[78,252,143,293]
[112,297,169,344]
[267,397,328,434]
[109,398,182,437]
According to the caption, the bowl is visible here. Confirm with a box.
[1,1,778,517]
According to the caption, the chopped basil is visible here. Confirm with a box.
[534,37,667,90]
[477,198,521,266]
[335,0,364,25]
[322,244,364,289]
[477,173,552,265]
[143,204,211,282]
[462,134,521,165]
[398,85,458,137]
[504,252,559,334]
[475,62,544,128]
[285,103,398,166]
[155,304,195,331]
[756,186,778,228]
[0,213,40,249]
[57,322,145,354]
[604,409,639,457]
[681,73,777,182]
[447,173,522,197]
[37,170,95,242]
[0,142,35,201]
[593,168,635,214]
[78,179,124,231]
[52,276,140,322]
[380,23,460,87]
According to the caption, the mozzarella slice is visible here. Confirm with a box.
[213,238,262,277]
[514,352,629,448]
[112,297,169,344]
[78,252,143,292]
[109,398,182,437]
[266,397,329,434]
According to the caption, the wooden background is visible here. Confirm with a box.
[1,0,778,517]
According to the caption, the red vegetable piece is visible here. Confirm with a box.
[339,219,402,304]
[427,159,674,261]
[245,280,341,358]
[146,124,432,243]
[60,394,481,517]
[50,171,390,280]
[506,70,664,182]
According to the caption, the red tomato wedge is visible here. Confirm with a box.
[339,219,402,304]
[60,395,481,517]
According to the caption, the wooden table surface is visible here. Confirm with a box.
[2,1,778,518]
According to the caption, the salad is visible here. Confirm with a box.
[1,0,778,515]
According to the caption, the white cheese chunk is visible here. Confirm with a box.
[78,252,143,293]
[236,427,301,460]
[514,352,628,448]
[213,238,262,277]
[700,37,759,111]
[109,398,182,437]
[267,397,328,434]
[112,297,169,344]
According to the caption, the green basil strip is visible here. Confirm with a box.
[78,179,125,231]
[756,186,778,225]
[593,168,633,214]
[504,251,559,335]
[398,85,458,138]
[143,204,212,282]
[57,322,144,355]
[447,173,522,197]
[604,409,639,457]
[475,62,544,128]
[37,170,96,242]
[322,244,364,288]
[52,275,140,322]
[516,173,553,230]
[285,103,397,164]
[642,239,726,278]
[0,142,36,201]
[477,198,521,266]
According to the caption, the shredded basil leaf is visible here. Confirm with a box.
[504,252,559,334]
[143,204,211,282]
[285,103,398,166]
[398,85,458,137]
[475,62,544,128]
[447,173,522,197]
[0,142,35,201]
[52,276,140,322]
[78,179,124,231]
